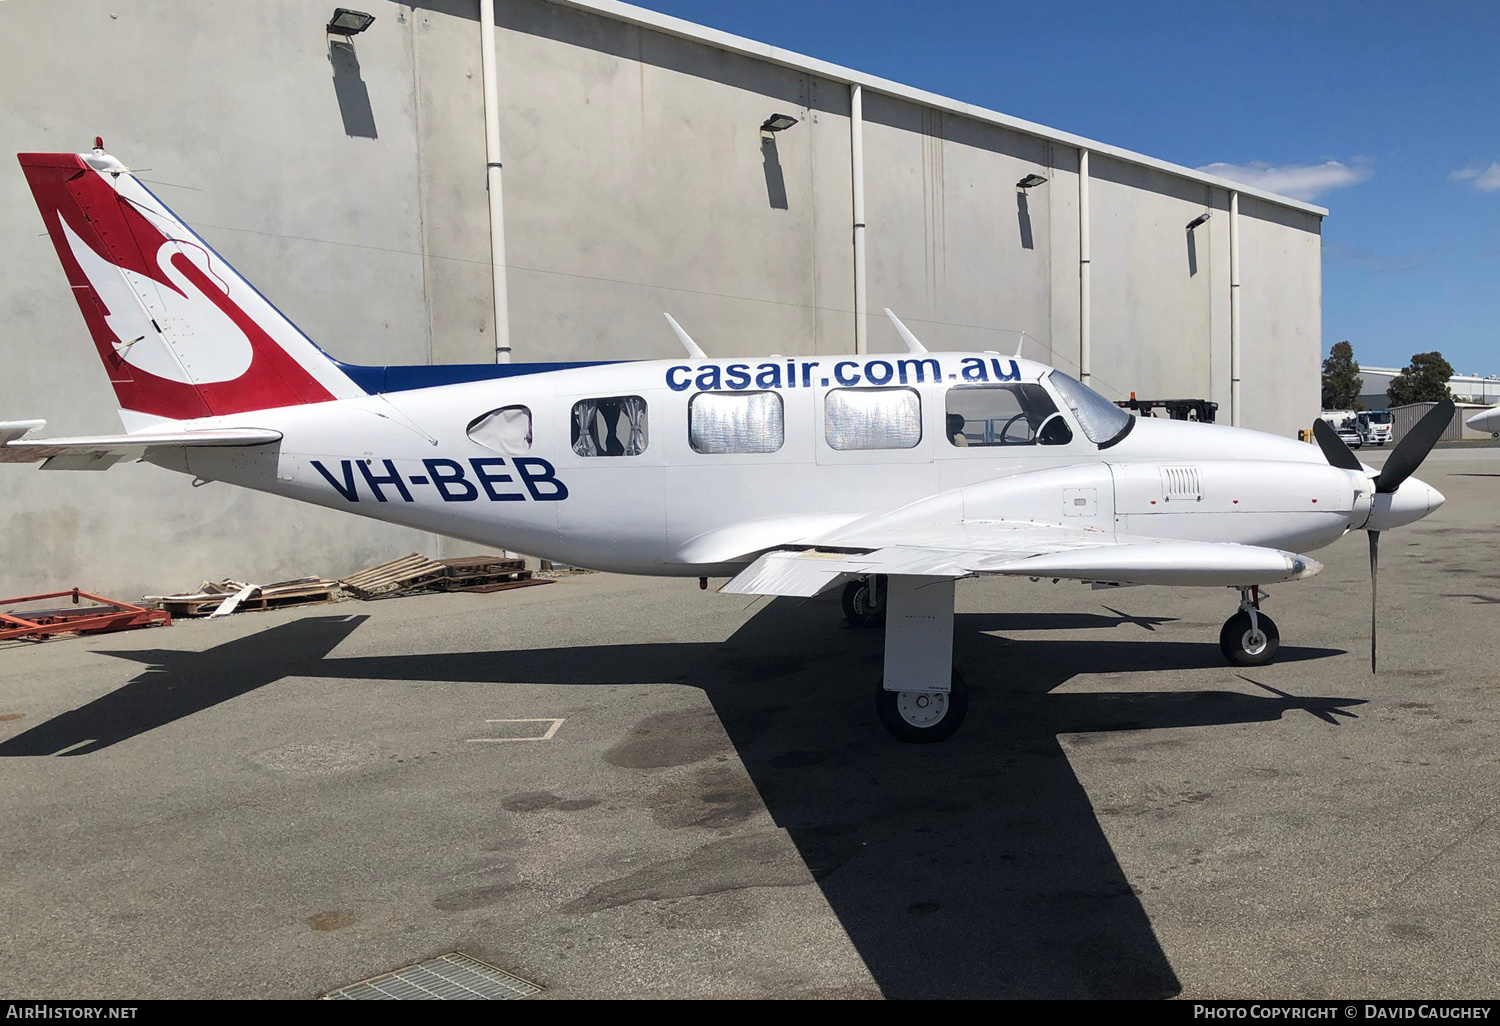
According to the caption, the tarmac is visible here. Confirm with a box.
[1,446,1497,999]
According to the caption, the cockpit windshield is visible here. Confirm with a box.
[1047,370,1134,448]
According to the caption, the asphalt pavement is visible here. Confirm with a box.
[1,449,1497,999]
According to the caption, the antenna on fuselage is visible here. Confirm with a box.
[1013,331,1030,358]
[664,313,706,359]
[883,309,927,354]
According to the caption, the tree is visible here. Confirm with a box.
[1321,340,1363,410]
[1387,351,1454,407]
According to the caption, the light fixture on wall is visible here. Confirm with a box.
[1186,211,1212,231]
[760,113,799,137]
[1016,173,1048,191]
[327,8,376,36]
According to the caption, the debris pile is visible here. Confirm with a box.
[145,577,340,618]
[144,554,550,618]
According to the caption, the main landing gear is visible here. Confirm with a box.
[1219,586,1280,667]
[873,575,967,743]
[877,668,969,743]
[841,574,886,628]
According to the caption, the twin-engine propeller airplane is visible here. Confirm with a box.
[3,144,1454,742]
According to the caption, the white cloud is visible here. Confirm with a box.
[1195,160,1372,201]
[1451,163,1500,192]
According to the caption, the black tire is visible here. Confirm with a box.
[841,576,886,628]
[876,668,968,743]
[1219,610,1280,666]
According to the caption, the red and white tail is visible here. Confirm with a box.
[18,146,365,427]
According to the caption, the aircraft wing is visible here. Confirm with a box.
[0,420,281,471]
[721,520,1321,597]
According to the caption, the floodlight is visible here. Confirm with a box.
[327,8,375,35]
[1016,173,1049,190]
[760,114,799,133]
[1186,211,1212,231]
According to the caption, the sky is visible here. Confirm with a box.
[634,0,1500,376]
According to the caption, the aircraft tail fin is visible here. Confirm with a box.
[17,145,365,427]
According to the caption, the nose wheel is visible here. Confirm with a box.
[877,668,968,743]
[1219,587,1279,666]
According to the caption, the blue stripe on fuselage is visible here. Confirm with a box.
[335,360,621,394]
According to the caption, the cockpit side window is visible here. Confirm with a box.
[945,384,1072,447]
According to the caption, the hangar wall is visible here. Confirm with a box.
[0,0,1324,596]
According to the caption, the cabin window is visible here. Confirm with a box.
[571,395,649,456]
[689,390,784,454]
[824,387,922,451]
[1046,371,1133,447]
[945,384,1072,446]
[466,405,532,454]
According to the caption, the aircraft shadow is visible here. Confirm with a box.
[2,603,1359,998]
[0,615,367,757]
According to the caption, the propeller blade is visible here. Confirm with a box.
[1312,417,1363,471]
[1368,529,1379,673]
[1375,399,1454,494]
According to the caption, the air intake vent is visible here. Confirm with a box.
[1160,465,1202,502]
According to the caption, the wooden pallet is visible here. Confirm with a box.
[338,554,449,599]
[436,556,537,591]
[454,578,554,595]
[147,577,340,617]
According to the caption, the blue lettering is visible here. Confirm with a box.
[833,360,861,386]
[357,458,413,502]
[666,365,692,391]
[311,459,359,502]
[514,457,569,501]
[786,360,796,388]
[898,358,941,384]
[469,458,525,501]
[866,360,894,385]
[961,357,989,382]
[993,358,1021,382]
[802,361,819,388]
[755,363,782,389]
[424,458,478,502]
[696,365,722,390]
[726,363,751,389]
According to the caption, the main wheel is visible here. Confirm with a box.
[1219,610,1280,666]
[876,668,968,743]
[841,576,886,628]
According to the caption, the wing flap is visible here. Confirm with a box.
[723,520,1321,597]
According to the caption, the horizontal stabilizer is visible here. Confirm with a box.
[0,422,281,470]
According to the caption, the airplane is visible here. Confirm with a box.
[1467,405,1500,437]
[1,144,1456,743]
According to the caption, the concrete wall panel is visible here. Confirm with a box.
[0,0,1324,595]
[1237,195,1323,435]
[1087,156,1217,404]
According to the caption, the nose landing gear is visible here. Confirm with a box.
[1220,586,1279,666]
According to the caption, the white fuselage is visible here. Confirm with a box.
[157,354,1383,576]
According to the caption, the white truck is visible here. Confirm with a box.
[1356,410,1393,446]
[1319,410,1362,449]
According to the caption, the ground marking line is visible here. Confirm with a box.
[467,718,565,743]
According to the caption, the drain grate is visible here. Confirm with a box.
[323,952,541,1000]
